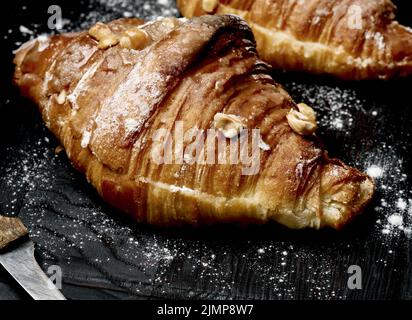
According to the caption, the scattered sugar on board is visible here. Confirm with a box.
[2,82,406,298]
[367,146,412,239]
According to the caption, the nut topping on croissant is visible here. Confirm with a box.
[56,90,67,105]
[287,103,318,136]
[13,15,374,229]
[89,22,150,50]
[214,113,246,139]
[119,28,149,50]
[89,22,119,49]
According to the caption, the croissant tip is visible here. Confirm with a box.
[324,174,375,230]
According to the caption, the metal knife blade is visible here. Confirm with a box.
[0,240,66,300]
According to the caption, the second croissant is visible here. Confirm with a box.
[177,0,412,80]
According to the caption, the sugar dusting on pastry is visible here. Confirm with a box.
[81,130,92,148]
[124,118,141,137]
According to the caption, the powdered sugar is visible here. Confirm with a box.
[388,214,403,226]
[3,0,412,300]
[283,79,412,243]
[76,0,179,31]
[0,130,61,214]
[124,118,140,136]
[19,25,34,35]
[365,146,411,240]
[93,69,168,145]
[366,165,384,178]
[81,130,92,148]
[374,32,386,51]
[67,60,103,110]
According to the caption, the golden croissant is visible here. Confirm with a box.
[13,15,374,229]
[177,0,412,80]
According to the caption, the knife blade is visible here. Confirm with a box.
[0,240,66,300]
[0,215,66,300]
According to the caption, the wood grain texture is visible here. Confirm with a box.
[0,0,411,300]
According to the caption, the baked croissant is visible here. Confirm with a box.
[177,0,412,80]
[13,15,374,229]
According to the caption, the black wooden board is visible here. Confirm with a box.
[0,0,412,300]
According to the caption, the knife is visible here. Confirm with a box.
[0,215,66,300]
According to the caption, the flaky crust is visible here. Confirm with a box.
[13,15,374,229]
[177,0,412,80]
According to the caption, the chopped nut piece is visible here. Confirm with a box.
[297,103,317,121]
[55,145,64,154]
[88,22,119,49]
[119,35,132,49]
[120,28,149,50]
[161,17,180,29]
[56,90,66,105]
[89,22,150,51]
[202,0,219,13]
[286,103,318,136]
[97,35,119,49]
[214,113,246,139]
[89,22,111,39]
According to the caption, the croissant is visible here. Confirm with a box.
[13,15,374,229]
[177,0,412,80]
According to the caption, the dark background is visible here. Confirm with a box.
[0,0,412,300]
